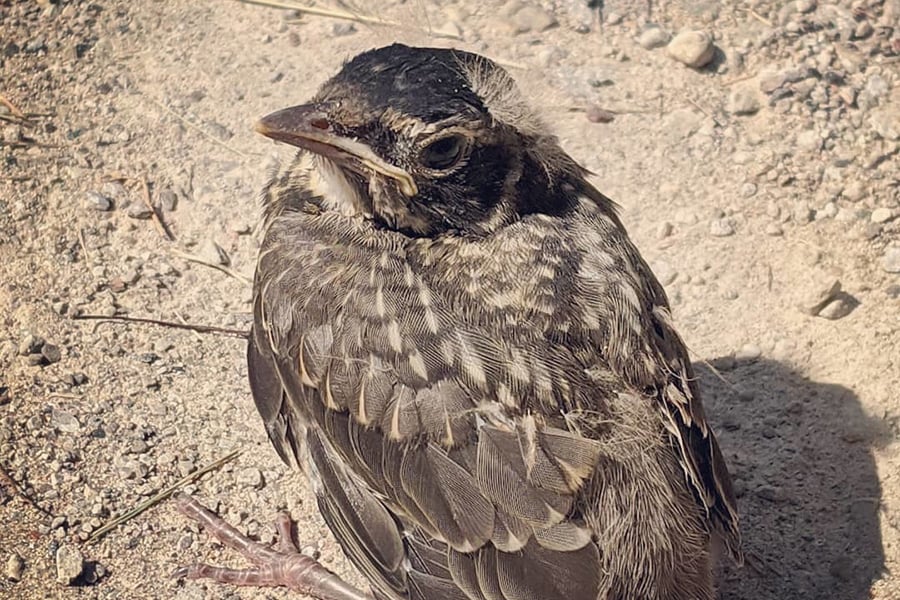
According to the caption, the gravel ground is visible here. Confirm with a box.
[1,0,899,599]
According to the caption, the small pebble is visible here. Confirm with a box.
[511,5,557,33]
[709,218,735,237]
[796,130,822,153]
[51,409,81,434]
[638,27,670,49]
[666,31,716,68]
[818,297,855,320]
[740,182,757,198]
[727,87,760,115]
[586,105,615,123]
[331,23,356,37]
[735,344,761,361]
[882,247,900,273]
[198,239,230,266]
[55,544,85,585]
[871,208,893,224]
[5,552,24,581]
[126,203,153,220]
[41,343,62,364]
[765,223,783,236]
[18,333,44,356]
[801,279,842,316]
[84,191,112,212]
[842,181,866,203]
[655,222,673,239]
[237,467,264,490]
[158,188,178,211]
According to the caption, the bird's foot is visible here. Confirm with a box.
[172,492,372,600]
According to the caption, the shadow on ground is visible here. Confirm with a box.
[699,357,887,600]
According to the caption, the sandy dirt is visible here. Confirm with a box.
[1,0,899,599]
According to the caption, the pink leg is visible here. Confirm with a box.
[173,493,372,600]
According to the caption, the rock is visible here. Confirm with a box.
[871,208,894,224]
[853,21,873,39]
[51,409,81,434]
[100,181,128,204]
[842,181,866,202]
[512,5,557,33]
[158,188,178,211]
[197,239,229,266]
[585,105,615,123]
[41,343,62,364]
[662,108,704,141]
[655,222,673,239]
[800,279,842,316]
[829,556,854,581]
[638,27,670,49]
[126,202,153,220]
[740,182,757,198]
[17,333,44,356]
[818,296,856,320]
[709,218,735,237]
[736,344,762,361]
[84,191,112,211]
[795,0,817,13]
[727,87,760,115]
[605,11,622,25]
[237,467,264,489]
[5,552,24,581]
[870,105,900,140]
[759,67,815,94]
[666,31,716,68]
[756,484,782,502]
[883,247,900,273]
[55,544,84,585]
[765,223,784,236]
[331,23,356,36]
[651,260,677,286]
[796,130,822,152]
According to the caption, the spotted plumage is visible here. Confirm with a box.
[178,43,742,600]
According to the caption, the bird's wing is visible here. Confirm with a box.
[249,214,606,600]
[571,200,743,563]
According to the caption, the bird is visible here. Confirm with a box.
[173,43,742,600]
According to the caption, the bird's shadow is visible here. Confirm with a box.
[697,356,890,600]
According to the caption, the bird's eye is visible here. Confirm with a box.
[419,135,467,170]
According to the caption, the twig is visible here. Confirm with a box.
[0,94,26,119]
[237,0,463,40]
[141,177,175,241]
[175,311,205,343]
[684,96,722,128]
[145,95,251,159]
[78,228,91,262]
[721,73,757,87]
[747,8,773,28]
[88,449,242,543]
[47,393,82,401]
[72,314,250,339]
[0,461,52,516]
[170,248,252,285]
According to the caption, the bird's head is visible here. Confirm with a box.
[257,43,589,237]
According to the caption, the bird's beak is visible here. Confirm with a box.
[255,104,418,197]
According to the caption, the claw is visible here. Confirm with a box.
[172,492,372,600]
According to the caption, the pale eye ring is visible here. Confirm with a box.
[419,135,468,170]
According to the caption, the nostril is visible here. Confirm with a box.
[309,117,330,130]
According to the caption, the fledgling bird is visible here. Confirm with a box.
[175,43,742,600]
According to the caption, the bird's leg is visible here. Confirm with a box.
[172,492,373,600]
